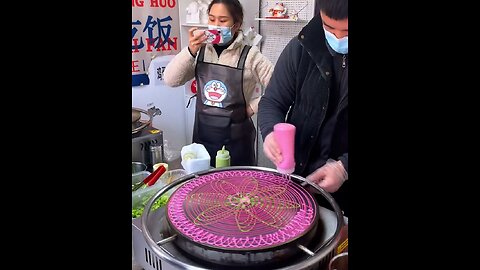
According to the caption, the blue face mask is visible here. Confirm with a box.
[324,28,348,54]
[208,25,233,45]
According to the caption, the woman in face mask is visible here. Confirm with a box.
[164,0,274,167]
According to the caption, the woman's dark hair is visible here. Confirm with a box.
[317,0,348,20]
[207,0,244,28]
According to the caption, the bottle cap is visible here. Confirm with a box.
[216,145,230,159]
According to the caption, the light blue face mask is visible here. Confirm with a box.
[324,28,348,54]
[208,25,233,45]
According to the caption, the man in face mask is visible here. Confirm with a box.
[258,0,349,216]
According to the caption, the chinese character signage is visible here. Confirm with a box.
[132,0,180,86]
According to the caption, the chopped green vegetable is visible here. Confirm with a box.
[132,195,169,218]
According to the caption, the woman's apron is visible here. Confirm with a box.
[192,45,255,166]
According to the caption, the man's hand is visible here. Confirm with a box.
[263,132,282,165]
[306,159,348,193]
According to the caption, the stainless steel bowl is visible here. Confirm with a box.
[132,162,147,174]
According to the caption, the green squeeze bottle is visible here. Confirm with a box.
[215,145,231,168]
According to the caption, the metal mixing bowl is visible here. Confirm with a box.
[132,162,147,174]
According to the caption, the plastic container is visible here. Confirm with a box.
[132,172,168,219]
[157,169,188,194]
[180,143,211,173]
[132,169,187,219]
[132,171,150,189]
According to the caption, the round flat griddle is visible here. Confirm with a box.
[166,170,318,252]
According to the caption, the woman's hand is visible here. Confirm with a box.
[246,105,254,117]
[188,27,207,56]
